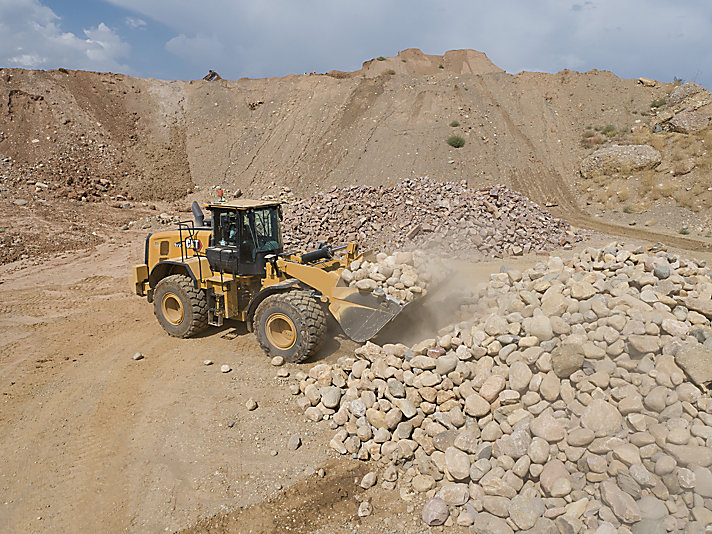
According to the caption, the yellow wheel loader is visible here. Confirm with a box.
[131,199,403,362]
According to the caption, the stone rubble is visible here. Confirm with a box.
[282,177,584,259]
[341,250,437,304]
[288,242,712,532]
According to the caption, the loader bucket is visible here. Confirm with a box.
[329,287,404,343]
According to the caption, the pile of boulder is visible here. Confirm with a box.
[340,250,436,304]
[289,242,712,532]
[282,178,584,259]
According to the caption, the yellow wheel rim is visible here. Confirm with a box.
[265,313,297,350]
[162,293,184,325]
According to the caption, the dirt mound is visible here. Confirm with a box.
[0,69,192,203]
[283,178,583,258]
[356,48,504,78]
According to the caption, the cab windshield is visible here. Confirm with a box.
[247,207,282,254]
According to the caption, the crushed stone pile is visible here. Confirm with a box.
[282,177,584,258]
[288,242,712,532]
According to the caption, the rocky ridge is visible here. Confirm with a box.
[282,178,584,259]
[288,242,712,532]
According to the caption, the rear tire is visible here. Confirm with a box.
[254,290,327,362]
[154,274,208,338]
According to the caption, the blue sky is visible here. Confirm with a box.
[1,0,710,88]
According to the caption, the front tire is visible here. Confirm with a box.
[154,274,208,338]
[254,290,327,362]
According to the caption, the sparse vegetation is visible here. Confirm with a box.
[679,227,690,235]
[623,205,634,214]
[385,69,396,75]
[673,76,684,86]
[449,120,460,127]
[377,56,386,61]
[583,130,595,138]
[651,98,666,108]
[401,59,406,63]
[602,125,616,137]
[446,135,465,148]
[439,64,444,69]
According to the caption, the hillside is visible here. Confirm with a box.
[1,48,711,256]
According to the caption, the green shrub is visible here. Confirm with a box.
[377,56,386,61]
[449,120,460,127]
[385,69,396,75]
[651,98,666,108]
[602,125,617,137]
[673,76,683,86]
[623,205,634,214]
[446,135,465,148]
[439,64,444,69]
[679,227,690,235]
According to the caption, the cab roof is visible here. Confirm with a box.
[205,199,281,210]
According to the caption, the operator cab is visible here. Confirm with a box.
[203,199,283,276]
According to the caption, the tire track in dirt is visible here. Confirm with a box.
[476,77,712,253]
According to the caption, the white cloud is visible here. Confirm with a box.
[0,0,131,73]
[100,0,712,86]
[165,33,225,67]
[125,16,146,29]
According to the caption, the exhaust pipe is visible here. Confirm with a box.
[192,201,205,227]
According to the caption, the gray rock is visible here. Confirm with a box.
[357,500,372,517]
[320,386,342,409]
[674,343,712,389]
[435,353,458,375]
[581,399,623,436]
[386,378,405,398]
[438,482,469,505]
[637,495,667,520]
[472,512,514,534]
[670,108,712,134]
[653,265,670,280]
[580,145,662,179]
[540,459,569,496]
[508,495,545,530]
[693,466,712,497]
[530,412,566,442]
[508,361,533,393]
[631,519,666,534]
[551,343,584,378]
[668,81,706,104]
[628,335,660,356]
[483,495,510,517]
[600,479,641,523]
[494,429,532,459]
[421,497,449,526]
[287,434,301,450]
[529,315,554,341]
[664,444,712,467]
[445,446,470,480]
[465,393,491,417]
[360,471,377,489]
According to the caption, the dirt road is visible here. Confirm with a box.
[0,233,360,533]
